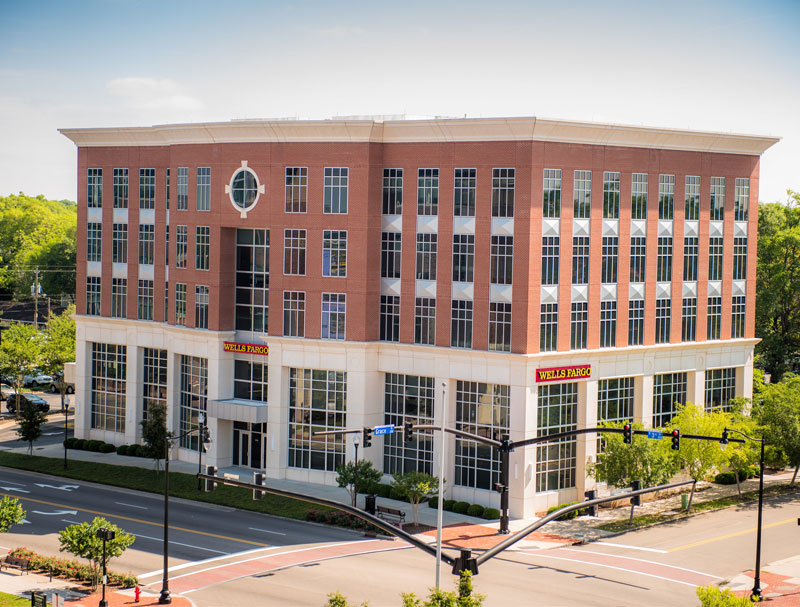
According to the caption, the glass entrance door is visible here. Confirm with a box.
[233,421,267,469]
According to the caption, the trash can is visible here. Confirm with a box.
[365,494,376,515]
[681,493,690,509]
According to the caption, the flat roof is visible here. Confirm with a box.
[59,116,780,156]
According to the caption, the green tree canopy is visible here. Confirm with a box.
[336,459,383,507]
[668,403,729,482]
[391,471,441,526]
[16,397,47,454]
[58,516,135,590]
[140,401,168,471]
[42,304,76,410]
[0,496,26,533]
[0,322,43,394]
[753,375,800,484]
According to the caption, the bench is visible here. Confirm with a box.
[0,555,30,575]
[376,505,406,527]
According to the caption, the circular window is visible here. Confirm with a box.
[226,163,263,217]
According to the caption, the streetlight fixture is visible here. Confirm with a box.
[96,527,115,607]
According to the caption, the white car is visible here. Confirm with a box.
[23,373,53,388]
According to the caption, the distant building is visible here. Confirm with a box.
[61,117,778,516]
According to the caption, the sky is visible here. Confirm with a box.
[0,0,798,203]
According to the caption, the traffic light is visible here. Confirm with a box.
[201,426,211,452]
[205,465,218,492]
[404,421,414,444]
[623,423,632,444]
[630,480,642,506]
[253,472,265,500]
[362,427,372,448]
[671,429,681,451]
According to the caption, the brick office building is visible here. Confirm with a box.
[60,117,778,516]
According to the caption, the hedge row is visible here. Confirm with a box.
[428,498,500,521]
[10,547,138,588]
[63,438,151,458]
[714,465,760,485]
[305,509,382,534]
[545,501,589,520]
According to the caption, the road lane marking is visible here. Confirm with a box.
[32,509,78,516]
[138,546,277,579]
[115,501,148,510]
[0,486,30,493]
[61,519,81,524]
[560,549,721,578]
[133,533,229,554]
[594,542,667,554]
[0,480,25,486]
[668,516,799,552]
[248,526,287,536]
[35,483,80,491]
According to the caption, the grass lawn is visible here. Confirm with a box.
[0,591,32,607]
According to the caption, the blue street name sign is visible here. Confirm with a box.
[373,424,395,436]
[647,430,663,440]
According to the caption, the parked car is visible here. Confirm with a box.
[0,383,11,401]
[49,372,75,395]
[6,393,50,415]
[23,372,53,388]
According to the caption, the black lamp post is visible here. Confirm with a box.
[96,527,115,607]
[197,413,206,491]
[352,434,360,508]
[63,395,70,469]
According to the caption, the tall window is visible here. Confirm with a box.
[489,302,511,352]
[603,171,620,219]
[87,223,102,262]
[630,236,646,282]
[91,342,126,432]
[179,355,208,449]
[709,237,723,281]
[631,173,648,220]
[321,293,346,340]
[138,224,155,265]
[175,225,187,269]
[196,167,211,211]
[453,168,476,217]
[705,368,736,412]
[382,168,403,215]
[733,237,747,280]
[322,230,347,277]
[573,170,591,219]
[384,374,434,475]
[324,167,349,214]
[734,178,750,222]
[492,168,515,217]
[235,228,270,333]
[176,167,188,210]
[598,377,634,427]
[731,296,746,338]
[417,168,438,216]
[541,236,559,285]
[710,177,725,221]
[195,285,209,329]
[283,229,306,275]
[539,303,558,352]
[234,360,268,402]
[451,300,472,349]
[655,298,671,344]
[139,168,155,209]
[165,167,170,210]
[682,297,697,341]
[536,383,577,492]
[111,278,126,318]
[112,224,127,263]
[568,236,588,285]
[86,276,101,315]
[490,236,513,285]
[455,381,510,490]
[381,232,401,279]
[113,168,128,209]
[137,279,154,320]
[288,368,346,471]
[165,225,169,265]
[685,176,700,221]
[659,174,675,220]
[285,167,308,213]
[707,296,722,340]
[683,237,699,281]
[414,297,436,345]
[452,234,474,283]
[628,299,644,346]
[283,291,305,337]
[87,168,102,208]
[196,226,210,270]
[657,237,672,282]
[570,301,588,350]
[175,283,186,325]
[543,169,562,218]
[602,236,618,283]
[600,301,617,347]
[142,348,167,421]
[380,295,400,342]
[416,233,437,280]
[653,372,687,427]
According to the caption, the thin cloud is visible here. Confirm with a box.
[106,77,203,111]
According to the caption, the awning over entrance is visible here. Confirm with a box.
[209,398,267,424]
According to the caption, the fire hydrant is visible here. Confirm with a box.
[134,585,141,602]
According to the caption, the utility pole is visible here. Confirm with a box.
[32,267,40,327]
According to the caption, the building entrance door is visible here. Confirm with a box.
[233,421,267,469]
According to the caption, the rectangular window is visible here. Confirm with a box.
[629,236,646,282]
[415,233,437,280]
[137,279,154,320]
[573,170,591,219]
[163,282,168,322]
[234,359,268,402]
[324,167,349,214]
[176,225,187,269]
[382,168,403,215]
[380,295,400,342]
[451,299,472,349]
[685,176,700,220]
[195,285,209,329]
[414,297,436,345]
[733,237,747,280]
[112,224,127,264]
[453,168,476,217]
[384,374,434,475]
[283,291,305,337]
[142,348,167,421]
[541,236,560,285]
[631,173,648,220]
[417,168,438,216]
[707,296,722,340]
[734,178,750,222]
[196,226,210,270]
[452,234,475,283]
[536,383,577,492]
[322,230,347,277]
[489,302,512,352]
[543,169,562,218]
[283,229,306,275]
[710,176,725,221]
[165,168,170,210]
[731,295,746,338]
[113,168,128,209]
[87,223,102,262]
[570,301,588,350]
[177,167,188,210]
[602,236,618,283]
[658,174,675,220]
[598,377,634,450]
[603,171,620,219]
[381,232,401,279]
[490,235,513,285]
[87,168,102,208]
[196,167,211,211]
[657,237,673,282]
[179,355,208,449]
[321,293,346,340]
[138,224,155,265]
[539,303,558,352]
[709,237,723,281]
[455,381,510,490]
[492,168,515,217]
[683,237,698,281]
[600,300,617,347]
[628,299,644,346]
[86,276,101,315]
[285,167,308,213]
[111,278,126,318]
[165,225,169,266]
[682,297,697,341]
[705,368,736,412]
[288,368,346,471]
[235,228,270,333]
[655,298,671,344]
[653,372,687,427]
[91,342,126,432]
[139,168,155,209]
[175,283,186,325]
[571,236,589,285]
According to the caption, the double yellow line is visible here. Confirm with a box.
[669,516,798,552]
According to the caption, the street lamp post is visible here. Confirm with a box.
[352,434,360,508]
[197,413,206,491]
[63,396,70,469]
[96,527,115,607]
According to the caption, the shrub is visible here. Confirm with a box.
[482,507,500,520]
[696,585,751,606]
[116,445,129,456]
[64,437,78,449]
[546,501,588,520]
[428,497,440,509]
[443,499,456,511]
[452,501,470,514]
[714,471,737,485]
[128,444,143,457]
[374,484,393,499]
[75,439,87,450]
[100,443,115,454]
[466,504,485,518]
[8,547,138,587]
[87,440,103,452]
[389,486,406,502]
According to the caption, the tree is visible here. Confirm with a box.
[0,496,26,532]
[589,422,679,489]
[401,570,485,607]
[668,404,729,483]
[336,459,382,507]
[16,397,47,454]
[753,375,800,484]
[140,401,168,471]
[391,471,440,526]
[41,304,76,412]
[0,322,43,396]
[58,516,135,590]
